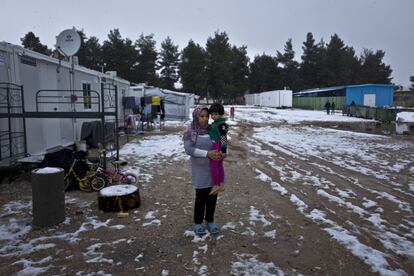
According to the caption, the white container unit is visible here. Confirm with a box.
[260,90,292,108]
[253,93,261,106]
[244,90,292,107]
[260,91,279,107]
[0,42,130,156]
[280,90,293,107]
[244,94,255,105]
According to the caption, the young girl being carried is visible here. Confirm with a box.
[208,103,229,195]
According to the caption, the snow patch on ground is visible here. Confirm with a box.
[222,222,237,230]
[0,217,32,242]
[307,209,408,275]
[253,125,413,182]
[144,211,157,219]
[142,219,161,227]
[231,253,284,276]
[249,206,271,226]
[253,168,288,196]
[290,194,308,212]
[254,168,272,182]
[362,197,377,209]
[263,230,277,239]
[184,230,210,243]
[119,134,188,165]
[13,256,53,275]
[235,106,373,124]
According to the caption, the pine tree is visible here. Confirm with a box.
[20,32,51,55]
[325,33,360,86]
[102,29,137,82]
[300,33,329,90]
[313,38,331,88]
[76,30,103,71]
[325,34,346,86]
[133,33,158,86]
[249,54,280,93]
[342,46,361,85]
[82,36,103,71]
[75,29,88,62]
[158,37,180,90]
[205,31,233,102]
[300,33,317,89]
[179,40,207,96]
[410,76,414,91]
[359,49,392,84]
[228,45,250,102]
[276,39,299,90]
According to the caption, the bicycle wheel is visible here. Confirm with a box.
[79,179,92,192]
[64,175,73,191]
[91,176,106,191]
[120,173,137,185]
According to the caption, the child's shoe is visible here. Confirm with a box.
[209,186,220,195]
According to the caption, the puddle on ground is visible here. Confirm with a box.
[320,122,414,136]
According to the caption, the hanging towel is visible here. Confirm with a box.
[152,96,161,105]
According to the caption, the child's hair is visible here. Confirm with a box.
[209,103,225,115]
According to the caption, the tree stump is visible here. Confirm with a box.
[98,185,141,212]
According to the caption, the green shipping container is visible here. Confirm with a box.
[293,96,345,110]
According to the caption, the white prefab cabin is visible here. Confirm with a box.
[0,42,130,158]
[244,90,292,108]
[260,90,293,108]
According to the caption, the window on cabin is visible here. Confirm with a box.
[82,83,92,109]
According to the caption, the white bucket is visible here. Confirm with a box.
[75,140,87,151]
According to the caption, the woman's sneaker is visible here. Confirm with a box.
[207,223,219,235]
[193,224,207,236]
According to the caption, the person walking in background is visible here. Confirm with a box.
[183,105,224,236]
[331,101,336,115]
[208,103,229,195]
[348,100,356,116]
[230,106,235,120]
[325,101,331,115]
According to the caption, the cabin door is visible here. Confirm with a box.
[363,94,376,107]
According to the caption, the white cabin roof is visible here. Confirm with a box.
[0,41,130,85]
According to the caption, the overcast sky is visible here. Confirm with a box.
[1,0,413,87]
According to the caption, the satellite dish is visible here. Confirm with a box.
[56,29,81,57]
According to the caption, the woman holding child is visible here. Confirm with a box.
[183,105,228,236]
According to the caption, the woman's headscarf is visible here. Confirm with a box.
[184,105,209,143]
